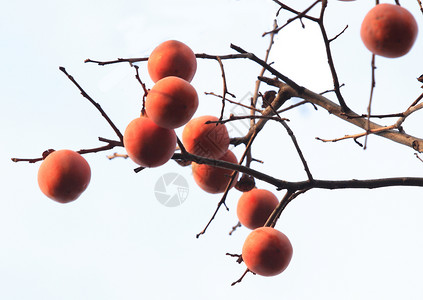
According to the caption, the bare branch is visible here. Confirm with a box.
[85,57,148,66]
[229,221,242,235]
[196,131,258,238]
[59,67,124,142]
[264,0,321,36]
[130,64,149,115]
[316,3,350,112]
[364,54,377,149]
[260,76,423,153]
[231,269,253,286]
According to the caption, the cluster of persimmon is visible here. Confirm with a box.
[34,39,297,279]
[123,40,198,168]
[123,40,295,277]
[235,0,420,278]
[123,40,238,194]
[237,189,293,276]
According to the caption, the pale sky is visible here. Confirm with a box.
[2,1,423,299]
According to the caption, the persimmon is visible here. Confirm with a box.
[123,116,176,167]
[182,115,229,159]
[192,149,238,194]
[145,76,198,129]
[242,227,293,277]
[360,4,418,58]
[148,40,197,83]
[37,149,91,203]
[237,189,279,230]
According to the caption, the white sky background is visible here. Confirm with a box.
[2,0,423,299]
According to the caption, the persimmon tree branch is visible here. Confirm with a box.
[11,138,123,163]
[207,114,289,125]
[195,130,258,238]
[364,54,377,149]
[264,0,320,36]
[172,150,423,191]
[268,0,350,111]
[259,76,423,152]
[231,86,292,146]
[215,56,235,121]
[204,92,262,113]
[85,53,249,67]
[316,1,350,112]
[59,67,124,142]
[229,44,305,95]
[418,0,423,13]
[85,57,148,65]
[130,64,149,114]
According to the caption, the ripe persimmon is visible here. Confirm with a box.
[37,149,91,203]
[360,4,418,58]
[242,227,293,277]
[192,149,238,194]
[145,76,198,129]
[237,188,279,230]
[123,116,176,167]
[182,115,229,159]
[148,40,197,83]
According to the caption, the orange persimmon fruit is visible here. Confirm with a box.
[145,76,198,129]
[242,227,293,277]
[360,4,418,58]
[123,116,176,167]
[37,149,91,203]
[182,115,229,159]
[237,188,279,230]
[148,40,197,83]
[191,149,238,194]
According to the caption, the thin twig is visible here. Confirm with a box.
[196,131,259,238]
[231,269,253,286]
[264,190,294,227]
[11,138,123,163]
[85,57,148,66]
[229,221,242,235]
[415,153,423,163]
[418,0,423,13]
[130,64,149,114]
[259,76,423,152]
[364,54,377,149]
[59,67,124,142]
[230,44,305,95]
[341,112,404,119]
[316,125,396,143]
[276,100,317,113]
[85,53,249,67]
[264,0,321,36]
[215,56,235,121]
[250,88,314,181]
[316,2,350,112]
[269,189,310,228]
[231,86,293,146]
[204,92,259,112]
[206,114,289,125]
[107,153,129,160]
[328,25,348,43]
